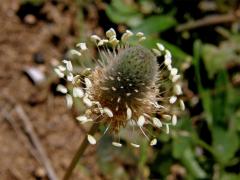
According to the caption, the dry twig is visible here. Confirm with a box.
[15,105,59,180]
[176,10,240,32]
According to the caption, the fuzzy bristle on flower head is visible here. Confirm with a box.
[54,29,185,147]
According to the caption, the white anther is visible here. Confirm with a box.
[170,68,178,76]
[66,94,73,109]
[174,84,183,95]
[152,48,162,56]
[169,96,177,104]
[56,84,67,94]
[138,36,146,42]
[87,134,96,145]
[103,107,113,117]
[84,77,92,88]
[162,114,171,120]
[126,93,131,96]
[97,39,108,46]
[117,97,121,103]
[180,99,185,111]
[58,65,66,71]
[112,142,122,147]
[73,87,84,98]
[109,37,119,47]
[106,28,116,38]
[76,42,87,51]
[150,138,157,146]
[130,143,140,148]
[63,60,73,72]
[67,73,74,82]
[137,115,145,127]
[172,115,177,126]
[111,87,117,91]
[136,32,144,37]
[152,117,162,128]
[83,96,93,107]
[157,43,165,51]
[90,35,101,42]
[70,49,82,56]
[127,107,132,120]
[172,74,181,82]
[76,115,92,124]
[165,50,172,59]
[164,57,172,66]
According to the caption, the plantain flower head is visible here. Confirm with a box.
[54,28,185,148]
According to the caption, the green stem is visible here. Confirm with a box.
[63,123,99,180]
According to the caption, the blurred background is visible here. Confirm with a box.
[0,0,240,179]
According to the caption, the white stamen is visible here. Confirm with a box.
[63,60,73,72]
[180,99,185,111]
[76,42,87,51]
[97,39,108,46]
[70,49,82,57]
[56,84,67,94]
[166,124,170,134]
[164,57,172,66]
[130,143,140,148]
[87,134,96,145]
[170,68,178,76]
[172,115,177,126]
[165,50,172,59]
[67,73,74,82]
[66,94,73,109]
[109,37,119,47]
[54,68,64,78]
[127,107,132,120]
[126,93,131,96]
[174,84,183,95]
[73,87,84,98]
[106,28,116,38]
[157,43,165,51]
[152,48,161,56]
[172,74,181,82]
[169,96,177,104]
[136,32,144,37]
[152,117,162,128]
[112,142,122,147]
[137,115,145,127]
[84,78,92,88]
[76,115,92,124]
[83,96,93,107]
[58,65,66,71]
[150,138,157,146]
[162,114,171,121]
[103,107,113,117]
[111,87,116,91]
[90,35,101,42]
[138,36,146,42]
[117,97,121,103]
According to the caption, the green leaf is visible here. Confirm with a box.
[105,3,142,27]
[181,148,207,179]
[133,15,177,35]
[212,127,239,165]
[172,136,191,159]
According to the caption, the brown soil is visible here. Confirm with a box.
[0,0,101,179]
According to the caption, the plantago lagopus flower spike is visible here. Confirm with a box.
[54,28,185,148]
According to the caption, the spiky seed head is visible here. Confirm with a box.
[55,28,185,147]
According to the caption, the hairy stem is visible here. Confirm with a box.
[63,123,99,180]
